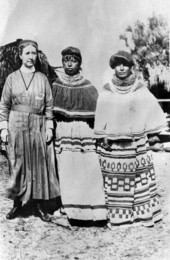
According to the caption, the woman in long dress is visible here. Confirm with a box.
[52,46,107,223]
[0,39,60,221]
[94,50,167,228]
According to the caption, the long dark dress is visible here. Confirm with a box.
[0,69,60,201]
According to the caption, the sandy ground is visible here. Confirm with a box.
[0,151,170,260]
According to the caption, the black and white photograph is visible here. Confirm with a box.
[0,0,170,259]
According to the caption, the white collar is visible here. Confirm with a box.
[20,65,36,73]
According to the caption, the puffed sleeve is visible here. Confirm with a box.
[44,77,54,130]
[0,75,12,130]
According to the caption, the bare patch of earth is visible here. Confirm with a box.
[0,152,170,260]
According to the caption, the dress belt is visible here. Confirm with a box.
[11,105,43,115]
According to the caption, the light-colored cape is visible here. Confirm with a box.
[94,76,167,140]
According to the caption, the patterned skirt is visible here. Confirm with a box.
[97,136,162,227]
[55,121,107,221]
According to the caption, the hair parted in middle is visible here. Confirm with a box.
[18,39,38,55]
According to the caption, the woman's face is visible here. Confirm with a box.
[63,55,80,76]
[19,45,37,68]
[114,61,131,79]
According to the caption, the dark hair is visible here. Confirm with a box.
[110,50,134,69]
[61,46,82,65]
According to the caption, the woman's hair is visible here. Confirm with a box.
[18,39,38,55]
[110,50,134,69]
[61,46,82,66]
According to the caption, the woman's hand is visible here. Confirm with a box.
[1,129,9,143]
[101,137,112,151]
[46,129,53,143]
